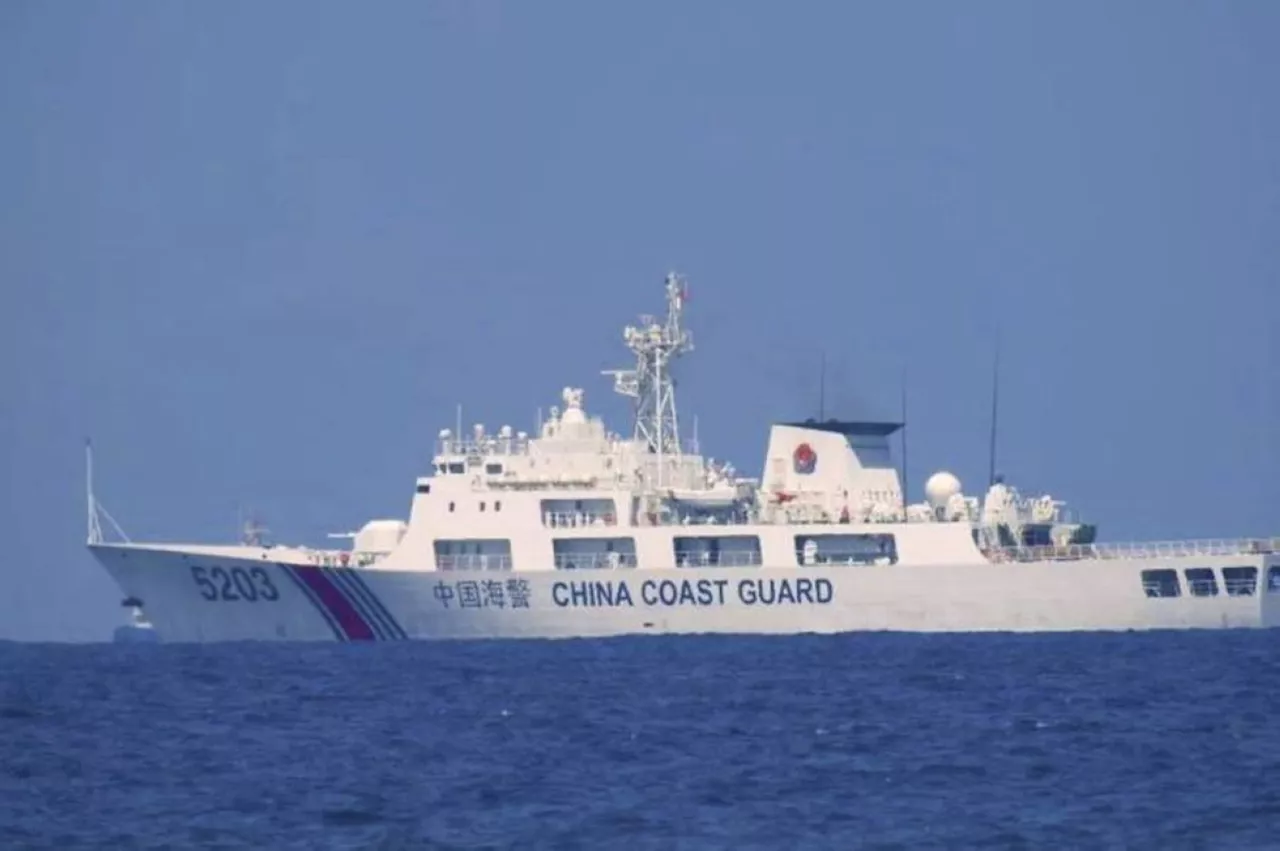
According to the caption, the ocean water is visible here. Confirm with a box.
[1,631,1278,850]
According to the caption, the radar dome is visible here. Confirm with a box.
[925,471,962,509]
[560,387,587,425]
[354,519,407,555]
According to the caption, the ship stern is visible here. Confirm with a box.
[1262,556,1280,628]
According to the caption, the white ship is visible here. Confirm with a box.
[87,273,1280,642]
[112,597,160,644]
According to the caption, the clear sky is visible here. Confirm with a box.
[2,1,1277,641]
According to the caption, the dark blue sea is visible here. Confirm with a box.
[2,631,1278,849]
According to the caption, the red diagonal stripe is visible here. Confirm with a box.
[294,565,376,641]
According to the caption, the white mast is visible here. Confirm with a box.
[85,439,130,545]
[87,439,101,545]
[603,272,694,488]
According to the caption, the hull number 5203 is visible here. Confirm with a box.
[191,565,280,602]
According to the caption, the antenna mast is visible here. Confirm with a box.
[987,337,1001,487]
[603,271,694,486]
[241,510,269,547]
[87,439,101,544]
[85,439,130,544]
[818,351,826,420]
[900,369,909,517]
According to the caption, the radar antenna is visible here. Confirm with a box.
[602,271,694,484]
[238,508,270,547]
[987,336,1001,488]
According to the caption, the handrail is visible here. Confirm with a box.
[303,549,382,568]
[435,438,532,457]
[553,552,638,570]
[675,550,763,567]
[1223,578,1256,595]
[796,551,897,567]
[275,535,1280,572]
[992,537,1280,563]
[543,512,617,528]
[436,554,514,571]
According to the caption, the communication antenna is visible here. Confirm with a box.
[238,507,270,547]
[987,336,1001,488]
[601,271,694,487]
[900,368,909,516]
[818,351,827,421]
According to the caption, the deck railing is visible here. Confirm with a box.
[302,549,383,568]
[675,550,763,567]
[289,536,1279,571]
[543,512,617,528]
[435,554,514,571]
[553,552,639,570]
[1223,577,1257,596]
[993,537,1280,563]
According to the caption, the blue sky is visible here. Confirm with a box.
[2,1,1277,641]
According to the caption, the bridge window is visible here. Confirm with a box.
[1184,567,1218,597]
[447,462,465,474]
[795,533,897,566]
[1141,569,1180,598]
[674,535,762,567]
[553,537,636,570]
[433,539,512,571]
[1222,566,1258,597]
[1268,566,1280,593]
[541,498,617,528]
[485,463,504,475]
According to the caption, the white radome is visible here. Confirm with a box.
[354,519,408,556]
[925,471,962,509]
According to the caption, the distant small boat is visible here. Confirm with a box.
[112,597,159,644]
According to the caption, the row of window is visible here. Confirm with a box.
[432,533,900,571]
[438,497,617,526]
[438,499,604,517]
[543,498,617,528]
[434,497,743,528]
[434,461,506,476]
[443,500,503,513]
[1141,566,1280,599]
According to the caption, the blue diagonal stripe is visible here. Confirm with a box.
[327,567,408,640]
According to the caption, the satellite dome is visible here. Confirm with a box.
[560,387,587,425]
[354,519,408,555]
[925,471,962,509]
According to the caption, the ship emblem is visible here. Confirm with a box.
[793,442,817,475]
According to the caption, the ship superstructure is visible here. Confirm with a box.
[87,273,1280,642]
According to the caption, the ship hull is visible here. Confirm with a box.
[89,544,1280,642]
